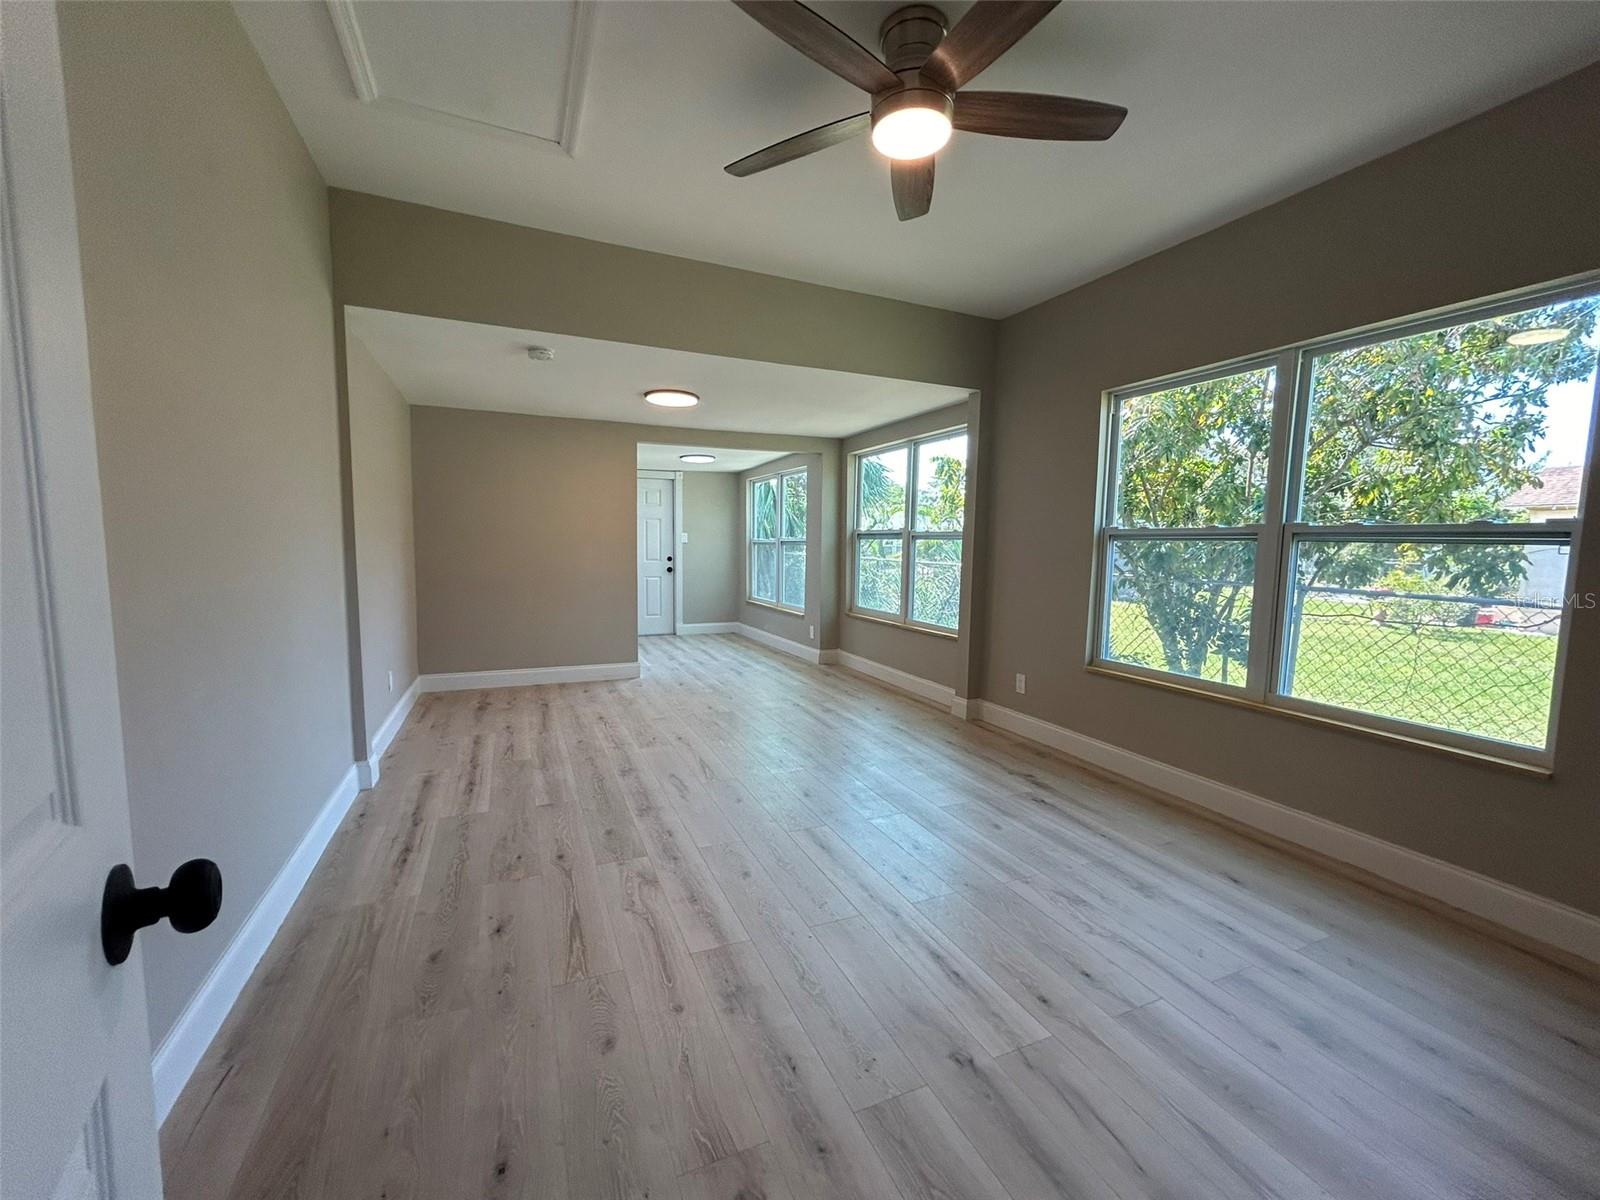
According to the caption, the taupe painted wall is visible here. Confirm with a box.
[412,407,834,673]
[681,473,740,625]
[59,1,351,1044]
[348,335,417,745]
[841,400,977,692]
[988,64,1600,916]
[329,191,995,392]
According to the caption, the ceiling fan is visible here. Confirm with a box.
[725,0,1126,221]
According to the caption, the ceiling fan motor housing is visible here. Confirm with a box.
[879,4,948,70]
[874,4,953,132]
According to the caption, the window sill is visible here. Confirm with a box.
[1084,662,1553,778]
[846,609,960,640]
[746,598,804,617]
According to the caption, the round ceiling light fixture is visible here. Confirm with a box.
[679,453,717,464]
[527,345,555,361]
[870,88,953,161]
[645,388,700,408]
[1506,327,1573,347]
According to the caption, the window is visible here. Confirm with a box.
[853,429,968,631]
[749,467,807,610]
[1095,282,1599,761]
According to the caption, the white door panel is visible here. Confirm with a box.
[637,476,674,635]
[2,6,165,1197]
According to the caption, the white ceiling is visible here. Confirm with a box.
[240,3,1600,318]
[345,307,969,437]
[637,444,785,473]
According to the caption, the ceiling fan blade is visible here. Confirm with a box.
[724,112,870,177]
[733,1,900,93]
[953,91,1126,140]
[890,156,934,221]
[925,1,1059,91]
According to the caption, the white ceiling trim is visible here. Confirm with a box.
[323,0,596,156]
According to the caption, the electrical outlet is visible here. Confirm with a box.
[809,625,815,640]
[387,670,394,693]
[1015,673,1026,694]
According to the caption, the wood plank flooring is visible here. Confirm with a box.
[161,634,1600,1200]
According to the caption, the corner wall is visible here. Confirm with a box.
[347,334,417,751]
[987,64,1600,917]
[58,0,352,1045]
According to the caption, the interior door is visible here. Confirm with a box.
[1,5,166,1196]
[637,475,675,636]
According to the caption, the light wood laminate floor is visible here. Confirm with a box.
[161,634,1600,1200]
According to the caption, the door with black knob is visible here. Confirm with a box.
[637,474,677,635]
[2,8,167,1194]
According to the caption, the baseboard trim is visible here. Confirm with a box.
[969,700,1600,964]
[152,763,361,1122]
[835,650,958,712]
[418,661,639,692]
[736,623,822,664]
[678,622,740,635]
[357,676,421,790]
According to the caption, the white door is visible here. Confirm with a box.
[637,476,675,636]
[2,5,166,1197]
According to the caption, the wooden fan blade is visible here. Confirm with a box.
[733,1,900,93]
[724,112,870,177]
[890,156,934,221]
[924,1,1059,91]
[953,91,1126,140]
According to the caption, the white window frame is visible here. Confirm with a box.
[748,467,807,612]
[850,426,968,635]
[1090,274,1600,768]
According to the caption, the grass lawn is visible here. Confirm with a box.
[1108,599,1557,747]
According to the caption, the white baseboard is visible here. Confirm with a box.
[950,696,971,720]
[970,700,1600,964]
[736,623,822,664]
[678,621,740,635]
[418,661,639,692]
[835,650,958,711]
[152,763,361,1121]
[357,675,420,788]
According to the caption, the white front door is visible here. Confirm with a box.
[2,5,166,1197]
[637,476,675,636]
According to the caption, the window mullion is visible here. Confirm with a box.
[1247,349,1300,702]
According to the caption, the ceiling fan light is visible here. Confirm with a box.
[679,453,717,464]
[645,389,700,408]
[871,104,952,160]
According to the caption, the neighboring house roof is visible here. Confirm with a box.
[1506,464,1584,510]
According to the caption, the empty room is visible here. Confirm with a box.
[4,2,1600,1198]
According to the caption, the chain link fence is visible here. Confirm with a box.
[1109,581,1563,747]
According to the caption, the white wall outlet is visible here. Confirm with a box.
[387,669,394,693]
[680,530,689,543]
[809,625,816,640]
[1015,673,1026,694]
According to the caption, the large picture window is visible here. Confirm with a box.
[853,429,968,631]
[1095,281,1599,761]
[749,467,807,610]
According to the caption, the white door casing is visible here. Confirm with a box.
[637,475,674,636]
[1,4,166,1197]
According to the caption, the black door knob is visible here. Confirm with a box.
[101,859,223,966]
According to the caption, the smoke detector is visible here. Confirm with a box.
[527,346,555,362]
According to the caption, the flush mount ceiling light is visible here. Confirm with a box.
[526,345,555,361]
[1507,327,1573,346]
[680,453,717,464]
[645,389,700,408]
